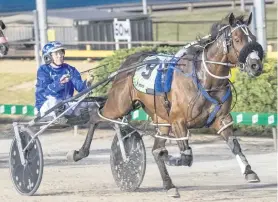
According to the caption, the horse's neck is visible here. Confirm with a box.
[199,41,230,89]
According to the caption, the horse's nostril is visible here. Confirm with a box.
[251,64,258,70]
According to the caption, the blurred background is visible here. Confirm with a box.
[0,0,277,137]
[0,0,276,59]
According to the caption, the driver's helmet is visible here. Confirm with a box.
[42,41,65,64]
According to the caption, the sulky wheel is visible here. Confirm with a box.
[9,131,44,196]
[110,126,146,192]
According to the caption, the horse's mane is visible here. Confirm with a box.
[189,13,246,52]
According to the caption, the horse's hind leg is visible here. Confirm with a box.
[152,126,180,197]
[212,114,260,182]
[99,72,135,120]
[67,103,101,162]
[68,78,133,162]
[67,123,98,162]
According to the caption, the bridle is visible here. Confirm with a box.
[202,23,254,80]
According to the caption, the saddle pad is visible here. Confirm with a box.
[132,54,173,95]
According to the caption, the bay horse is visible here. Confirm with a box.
[68,13,264,197]
[0,20,9,56]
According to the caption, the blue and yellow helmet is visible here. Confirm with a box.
[42,41,65,64]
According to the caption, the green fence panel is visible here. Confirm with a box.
[231,112,277,126]
[131,109,149,120]
[1,104,277,126]
[0,104,36,116]
[130,109,277,126]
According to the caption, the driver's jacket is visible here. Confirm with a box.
[35,63,87,110]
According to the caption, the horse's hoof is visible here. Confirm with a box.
[167,187,180,198]
[181,149,193,167]
[245,170,260,183]
[166,156,182,166]
[166,155,193,167]
[183,154,193,167]
[66,150,78,162]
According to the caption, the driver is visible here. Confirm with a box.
[35,41,92,121]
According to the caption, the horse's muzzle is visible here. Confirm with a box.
[239,51,263,77]
[238,42,264,64]
[238,42,264,77]
[248,61,263,77]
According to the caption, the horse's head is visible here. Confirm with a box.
[210,13,263,77]
[0,20,9,56]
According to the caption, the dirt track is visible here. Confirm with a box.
[0,128,277,202]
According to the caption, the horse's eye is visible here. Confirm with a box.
[234,38,240,43]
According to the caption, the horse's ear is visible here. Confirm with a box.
[228,13,236,26]
[245,12,252,26]
[0,20,6,30]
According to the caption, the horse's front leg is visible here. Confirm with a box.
[168,120,193,167]
[211,114,260,182]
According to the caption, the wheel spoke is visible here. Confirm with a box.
[110,127,146,191]
[9,132,44,196]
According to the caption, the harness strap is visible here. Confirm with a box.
[191,59,231,127]
[155,45,233,127]
[163,92,171,116]
[169,65,193,77]
[206,86,231,127]
[166,55,232,128]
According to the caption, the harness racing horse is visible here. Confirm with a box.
[0,20,9,56]
[68,13,264,196]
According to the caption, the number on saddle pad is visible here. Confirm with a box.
[132,54,173,94]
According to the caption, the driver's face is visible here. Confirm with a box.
[51,49,65,66]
